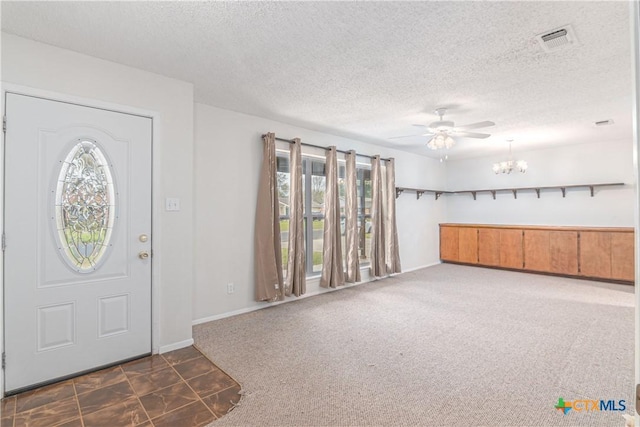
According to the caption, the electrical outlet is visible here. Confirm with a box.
[227,283,235,294]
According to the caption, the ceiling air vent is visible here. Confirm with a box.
[536,25,578,52]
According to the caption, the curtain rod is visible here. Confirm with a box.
[267,135,392,162]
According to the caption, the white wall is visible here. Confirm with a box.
[1,33,195,351]
[193,103,446,322]
[445,140,635,227]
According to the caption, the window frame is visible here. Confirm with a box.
[277,151,371,278]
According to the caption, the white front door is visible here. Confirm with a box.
[4,93,152,393]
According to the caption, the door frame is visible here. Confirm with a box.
[0,83,161,398]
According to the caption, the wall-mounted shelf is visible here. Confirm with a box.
[395,187,451,200]
[396,183,625,201]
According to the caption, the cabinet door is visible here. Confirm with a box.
[458,228,478,264]
[549,231,578,275]
[440,226,459,261]
[579,231,611,279]
[524,230,550,272]
[611,232,634,281]
[478,228,500,266]
[499,229,523,269]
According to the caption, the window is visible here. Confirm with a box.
[55,140,115,273]
[277,152,371,277]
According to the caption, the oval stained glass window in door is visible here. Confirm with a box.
[55,140,116,272]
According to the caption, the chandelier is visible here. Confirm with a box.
[427,132,455,150]
[492,141,528,174]
[492,159,528,174]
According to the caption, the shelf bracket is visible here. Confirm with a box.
[435,192,443,200]
[416,191,424,200]
[395,188,404,199]
[560,187,566,198]
[589,186,594,197]
[471,191,477,200]
[512,189,518,199]
[535,188,540,198]
[490,190,496,200]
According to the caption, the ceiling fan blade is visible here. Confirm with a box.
[455,121,495,130]
[453,131,491,139]
[411,124,428,128]
[390,141,428,146]
[387,134,425,140]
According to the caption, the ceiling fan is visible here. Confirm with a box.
[389,108,495,150]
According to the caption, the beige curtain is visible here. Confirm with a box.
[370,155,387,277]
[344,150,361,283]
[320,146,345,288]
[285,138,306,297]
[385,158,401,274]
[254,132,284,302]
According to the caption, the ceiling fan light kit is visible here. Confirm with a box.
[427,132,455,150]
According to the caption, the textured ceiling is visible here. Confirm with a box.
[1,1,633,159]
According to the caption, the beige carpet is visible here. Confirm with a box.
[194,264,634,426]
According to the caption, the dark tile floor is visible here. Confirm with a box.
[1,346,241,427]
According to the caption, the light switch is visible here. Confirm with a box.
[165,198,180,211]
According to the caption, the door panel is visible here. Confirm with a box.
[440,226,459,261]
[458,228,478,264]
[499,229,523,269]
[4,93,152,392]
[579,231,611,279]
[611,232,634,281]
[37,302,76,351]
[524,230,550,272]
[478,228,500,266]
[549,231,578,275]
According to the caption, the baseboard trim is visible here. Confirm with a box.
[159,338,194,354]
[192,276,375,325]
[441,260,634,286]
[192,261,442,326]
[192,306,273,325]
[399,262,441,273]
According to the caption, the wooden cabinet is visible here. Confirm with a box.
[439,224,633,284]
[523,230,579,275]
[458,227,478,264]
[499,229,523,269]
[440,226,459,261]
[478,228,500,266]
[611,232,634,281]
[549,231,578,275]
[524,230,550,272]
[578,231,634,281]
[579,231,612,279]
[441,225,478,264]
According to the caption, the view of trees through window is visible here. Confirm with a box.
[277,153,372,277]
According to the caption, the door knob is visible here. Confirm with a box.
[139,251,150,260]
